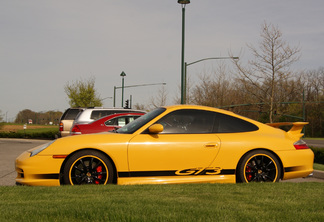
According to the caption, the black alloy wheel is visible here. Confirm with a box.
[237,150,281,183]
[63,150,114,185]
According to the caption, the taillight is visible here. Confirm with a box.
[71,125,82,135]
[294,140,309,150]
[59,122,63,132]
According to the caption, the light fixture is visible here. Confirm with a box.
[178,0,190,4]
[120,71,126,107]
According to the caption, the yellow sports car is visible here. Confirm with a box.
[15,105,314,186]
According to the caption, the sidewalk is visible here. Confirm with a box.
[313,170,324,179]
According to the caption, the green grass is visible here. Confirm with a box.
[1,183,324,222]
[17,127,58,134]
[305,138,324,140]
[314,163,324,171]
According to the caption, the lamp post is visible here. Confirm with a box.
[184,57,239,103]
[113,86,117,107]
[120,71,126,107]
[178,0,190,104]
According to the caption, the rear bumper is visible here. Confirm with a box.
[280,149,314,180]
[59,131,70,137]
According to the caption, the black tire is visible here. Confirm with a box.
[237,150,281,183]
[63,150,114,185]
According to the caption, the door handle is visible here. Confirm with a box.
[204,143,218,148]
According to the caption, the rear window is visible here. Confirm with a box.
[214,113,259,133]
[61,109,83,120]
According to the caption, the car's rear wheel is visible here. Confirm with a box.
[237,150,281,183]
[63,150,114,185]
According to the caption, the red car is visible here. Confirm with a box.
[70,113,145,135]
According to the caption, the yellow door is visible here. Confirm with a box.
[128,133,220,173]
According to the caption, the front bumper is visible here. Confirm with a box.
[15,151,64,186]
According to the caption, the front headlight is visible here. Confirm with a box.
[30,140,56,157]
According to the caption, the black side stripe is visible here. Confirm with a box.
[34,174,60,179]
[118,169,235,178]
[284,166,304,172]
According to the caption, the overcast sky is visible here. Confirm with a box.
[1,0,323,121]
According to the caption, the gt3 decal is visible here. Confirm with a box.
[175,167,222,176]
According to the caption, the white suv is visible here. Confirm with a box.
[71,107,146,128]
[59,108,85,137]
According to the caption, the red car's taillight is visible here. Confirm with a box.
[71,125,82,135]
[59,122,63,132]
[294,140,309,150]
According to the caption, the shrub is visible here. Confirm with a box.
[311,147,324,164]
[0,122,4,130]
[0,129,58,139]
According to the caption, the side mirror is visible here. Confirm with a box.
[148,124,164,134]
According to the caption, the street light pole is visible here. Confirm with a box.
[184,57,239,103]
[113,86,116,107]
[120,71,126,107]
[178,0,190,104]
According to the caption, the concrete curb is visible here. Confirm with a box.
[0,138,51,143]
[313,170,324,180]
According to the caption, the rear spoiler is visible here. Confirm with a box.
[266,122,308,139]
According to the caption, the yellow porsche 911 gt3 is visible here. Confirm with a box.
[15,105,314,186]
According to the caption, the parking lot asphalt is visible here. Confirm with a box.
[0,138,323,186]
[0,138,48,186]
[304,139,324,148]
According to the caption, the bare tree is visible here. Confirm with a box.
[232,22,301,122]
[173,74,194,104]
[301,68,324,136]
[191,61,235,107]
[133,103,148,111]
[0,110,3,122]
[14,109,62,125]
[149,86,168,109]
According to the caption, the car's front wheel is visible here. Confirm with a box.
[237,150,281,183]
[63,150,114,185]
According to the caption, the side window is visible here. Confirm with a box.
[105,117,131,126]
[117,117,127,127]
[91,111,112,120]
[213,113,258,133]
[155,109,216,134]
[64,109,83,120]
[126,117,135,124]
[105,118,117,126]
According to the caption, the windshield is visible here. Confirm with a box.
[117,107,166,134]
